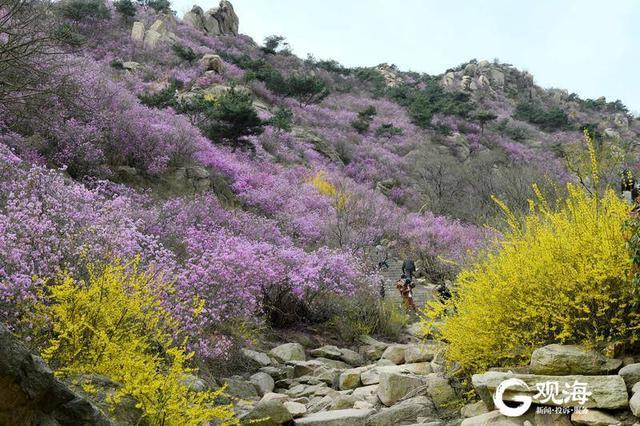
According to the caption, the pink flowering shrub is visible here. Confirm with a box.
[0,154,176,331]
[5,57,205,176]
[0,150,377,356]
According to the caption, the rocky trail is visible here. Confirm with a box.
[380,260,435,310]
[235,326,456,426]
[6,311,640,425]
[230,333,640,426]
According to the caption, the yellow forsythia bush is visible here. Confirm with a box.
[37,260,237,426]
[423,184,639,375]
[308,171,348,209]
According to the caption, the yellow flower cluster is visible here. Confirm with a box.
[308,171,348,210]
[622,170,634,189]
[422,185,637,376]
[583,129,600,191]
[37,260,237,426]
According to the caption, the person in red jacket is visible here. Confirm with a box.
[395,276,416,311]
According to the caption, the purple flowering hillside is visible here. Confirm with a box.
[1,0,639,423]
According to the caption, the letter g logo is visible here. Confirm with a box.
[494,378,532,417]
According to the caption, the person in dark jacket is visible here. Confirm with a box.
[402,258,416,280]
[436,282,451,301]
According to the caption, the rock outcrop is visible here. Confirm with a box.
[441,59,534,96]
[0,323,111,425]
[375,63,403,87]
[183,1,239,36]
[199,53,225,73]
[131,17,176,48]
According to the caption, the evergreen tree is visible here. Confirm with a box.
[202,87,264,151]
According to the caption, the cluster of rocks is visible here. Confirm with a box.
[375,64,403,88]
[225,335,467,426]
[129,1,238,48]
[131,17,176,49]
[441,60,533,95]
[229,339,640,425]
[601,113,630,140]
[183,0,239,36]
[466,343,640,425]
[200,53,225,73]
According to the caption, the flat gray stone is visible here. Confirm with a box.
[461,410,533,426]
[377,372,428,406]
[242,348,272,366]
[571,409,621,425]
[367,396,436,426]
[530,344,621,375]
[405,343,440,363]
[296,408,374,426]
[472,371,628,409]
[361,363,432,385]
[249,372,275,396]
[619,363,640,391]
[270,343,306,362]
[381,344,408,364]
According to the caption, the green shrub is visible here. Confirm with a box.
[114,0,136,18]
[473,110,497,134]
[261,35,286,55]
[351,105,377,133]
[269,107,293,132]
[263,70,288,96]
[354,67,387,95]
[514,101,570,131]
[571,94,629,115]
[172,44,199,63]
[496,118,529,142]
[146,0,171,13]
[306,55,351,75]
[375,123,404,138]
[139,82,179,109]
[201,87,264,151]
[286,74,329,105]
[54,23,86,46]
[399,80,473,128]
[221,53,329,104]
[110,59,125,70]
[58,0,110,21]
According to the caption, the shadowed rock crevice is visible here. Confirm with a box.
[0,323,111,426]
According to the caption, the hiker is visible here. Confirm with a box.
[395,275,416,311]
[402,257,416,280]
[375,244,389,269]
[622,170,635,204]
[435,282,451,301]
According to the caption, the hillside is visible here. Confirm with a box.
[2,0,640,424]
